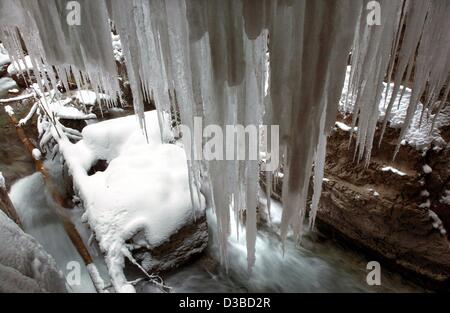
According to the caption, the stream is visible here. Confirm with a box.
[6,165,423,293]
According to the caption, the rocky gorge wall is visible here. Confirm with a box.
[263,114,450,290]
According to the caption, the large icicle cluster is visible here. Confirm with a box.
[1,0,449,272]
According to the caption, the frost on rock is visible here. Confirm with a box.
[0,0,449,272]
[0,211,66,292]
[55,111,204,293]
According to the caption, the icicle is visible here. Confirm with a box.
[309,110,327,230]
[1,0,449,276]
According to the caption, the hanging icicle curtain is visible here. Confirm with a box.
[1,0,449,271]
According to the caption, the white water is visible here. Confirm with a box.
[8,170,421,293]
[2,98,425,292]
[139,201,422,293]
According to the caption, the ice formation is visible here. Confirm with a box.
[0,211,66,292]
[0,0,449,272]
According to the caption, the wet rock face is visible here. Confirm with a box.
[131,213,208,274]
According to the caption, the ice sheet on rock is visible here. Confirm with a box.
[0,211,66,292]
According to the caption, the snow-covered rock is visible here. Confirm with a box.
[57,111,207,292]
[0,211,66,292]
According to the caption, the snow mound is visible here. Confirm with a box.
[58,111,204,292]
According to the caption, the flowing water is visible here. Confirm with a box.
[5,156,422,293]
[143,204,423,293]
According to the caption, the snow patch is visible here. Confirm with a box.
[57,111,204,292]
[4,105,14,116]
[381,166,406,176]
[422,164,432,174]
[335,121,356,132]
[32,148,41,160]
